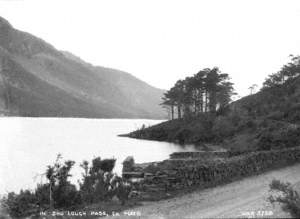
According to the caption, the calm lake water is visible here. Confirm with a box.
[0,118,195,194]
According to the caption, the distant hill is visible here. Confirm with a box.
[0,16,166,119]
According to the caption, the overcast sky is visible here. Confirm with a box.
[0,0,300,97]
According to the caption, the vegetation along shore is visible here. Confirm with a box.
[124,56,300,154]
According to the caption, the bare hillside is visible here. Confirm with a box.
[0,16,166,119]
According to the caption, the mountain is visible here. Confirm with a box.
[0,16,166,119]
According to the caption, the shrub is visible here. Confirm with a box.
[1,155,81,218]
[99,159,116,172]
[268,179,300,218]
[45,157,82,209]
[257,126,300,150]
[90,157,116,173]
[80,156,132,205]
[1,190,38,218]
[80,157,117,203]
[52,183,81,209]
[35,183,51,209]
[1,155,129,218]
[104,173,133,205]
[212,116,236,139]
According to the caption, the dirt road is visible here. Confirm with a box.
[109,164,300,219]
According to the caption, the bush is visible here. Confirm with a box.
[35,183,51,209]
[1,155,130,218]
[257,126,300,150]
[46,157,82,209]
[79,157,131,204]
[53,183,81,208]
[212,116,236,140]
[99,159,116,172]
[1,190,38,218]
[104,173,132,205]
[1,155,82,218]
[268,179,300,218]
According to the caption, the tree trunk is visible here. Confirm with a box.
[209,91,217,112]
[177,105,181,119]
[49,181,54,209]
[199,91,203,113]
[205,91,209,112]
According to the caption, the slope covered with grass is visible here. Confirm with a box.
[0,16,165,118]
[125,59,300,152]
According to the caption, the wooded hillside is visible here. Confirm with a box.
[125,56,300,152]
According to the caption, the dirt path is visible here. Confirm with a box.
[109,164,300,219]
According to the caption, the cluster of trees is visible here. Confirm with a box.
[1,155,132,218]
[263,55,300,88]
[161,56,300,121]
[162,67,236,119]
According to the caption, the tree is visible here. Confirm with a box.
[217,81,236,109]
[45,154,79,208]
[193,70,207,113]
[173,80,185,118]
[263,55,300,89]
[161,67,235,119]
[161,89,176,120]
[205,68,219,112]
[248,84,258,95]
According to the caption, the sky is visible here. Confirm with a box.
[0,0,300,97]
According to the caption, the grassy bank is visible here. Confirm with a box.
[124,73,300,153]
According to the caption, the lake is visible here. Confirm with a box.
[0,118,195,194]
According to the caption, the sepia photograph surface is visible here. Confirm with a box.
[0,0,300,218]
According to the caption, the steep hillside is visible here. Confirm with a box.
[125,67,300,152]
[0,16,166,118]
[62,51,166,118]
